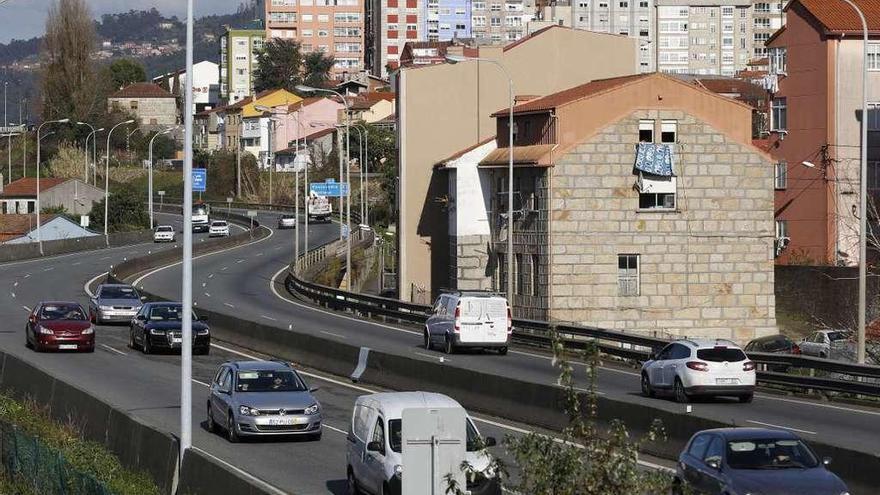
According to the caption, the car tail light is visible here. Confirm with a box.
[686,361,709,372]
[743,361,756,372]
[507,306,513,334]
[453,304,461,334]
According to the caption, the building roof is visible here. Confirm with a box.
[241,89,303,118]
[350,92,396,110]
[109,82,175,99]
[275,127,337,154]
[479,145,556,167]
[438,136,497,165]
[287,96,330,112]
[693,77,764,97]
[0,178,69,198]
[491,74,650,116]
[793,0,880,34]
[0,214,57,242]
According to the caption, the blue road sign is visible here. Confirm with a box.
[310,179,349,197]
[192,168,207,192]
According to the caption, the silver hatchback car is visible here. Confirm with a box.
[207,360,322,442]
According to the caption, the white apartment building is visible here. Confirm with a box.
[751,0,785,59]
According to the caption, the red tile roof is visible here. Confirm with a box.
[694,78,763,96]
[491,73,650,116]
[350,92,396,110]
[794,0,880,33]
[109,83,175,99]
[0,178,69,197]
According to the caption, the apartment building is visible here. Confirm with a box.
[220,23,266,103]
[265,0,366,78]
[426,0,473,41]
[765,0,880,266]
[656,0,753,76]
[751,1,785,59]
[470,0,538,45]
[439,72,777,341]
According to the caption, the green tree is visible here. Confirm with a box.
[254,38,336,93]
[302,51,335,89]
[88,188,150,233]
[107,59,147,91]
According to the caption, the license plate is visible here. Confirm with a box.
[267,418,299,426]
[716,378,739,385]
[172,337,182,344]
[58,344,77,350]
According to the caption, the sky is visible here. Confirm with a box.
[0,0,239,43]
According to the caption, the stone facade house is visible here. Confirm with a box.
[107,83,178,131]
[0,178,104,217]
[440,72,777,342]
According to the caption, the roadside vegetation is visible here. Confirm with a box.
[0,393,159,495]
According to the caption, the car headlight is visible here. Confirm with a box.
[99,305,113,311]
[239,405,259,416]
[37,325,54,335]
[82,326,94,335]
[149,328,163,335]
[197,328,210,335]
[394,464,403,476]
[304,403,320,415]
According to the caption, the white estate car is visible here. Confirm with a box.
[153,225,175,243]
[640,339,756,403]
[209,220,230,237]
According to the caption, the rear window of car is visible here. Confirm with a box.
[212,221,227,227]
[697,347,747,362]
[828,332,850,342]
[157,226,173,232]
[763,338,791,352]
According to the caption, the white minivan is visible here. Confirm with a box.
[424,292,512,355]
[346,392,500,495]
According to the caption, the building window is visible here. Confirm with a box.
[618,254,639,297]
[515,253,525,295]
[639,119,654,142]
[769,47,787,75]
[531,254,540,296]
[775,220,788,242]
[661,120,677,143]
[868,161,880,190]
[869,43,880,70]
[868,103,880,130]
[771,97,787,131]
[130,100,138,110]
[775,161,787,189]
[639,190,676,210]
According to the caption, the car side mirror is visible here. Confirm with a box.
[135,315,146,321]
[309,386,320,393]
[140,296,147,302]
[822,457,832,466]
[706,459,721,470]
[367,441,383,452]
[483,436,497,447]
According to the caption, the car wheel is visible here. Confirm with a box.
[671,477,683,495]
[206,403,217,433]
[444,336,455,355]
[738,393,754,404]
[498,346,508,356]
[25,327,32,349]
[226,411,239,443]
[142,335,152,354]
[641,373,655,398]
[128,329,137,350]
[423,329,431,350]
[674,378,690,403]
[347,467,361,495]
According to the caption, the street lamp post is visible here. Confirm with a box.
[350,125,365,223]
[76,122,98,184]
[354,123,370,226]
[296,84,352,288]
[445,55,515,305]
[36,118,70,255]
[5,81,10,185]
[104,120,135,245]
[293,110,309,259]
[149,127,177,228]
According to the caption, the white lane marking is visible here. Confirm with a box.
[235,259,245,264]
[220,266,228,271]
[22,305,31,312]
[256,252,264,257]
[223,303,235,308]
[99,344,127,356]
[204,293,211,298]
[99,256,110,261]
[84,272,108,298]
[754,394,880,418]
[202,282,206,287]
[131,227,274,287]
[190,447,288,495]
[208,274,214,279]
[43,267,54,272]
[320,330,346,339]
[274,246,283,251]
[260,315,277,322]
[323,423,347,435]
[10,293,14,299]
[72,262,81,266]
[23,274,30,279]
[414,352,448,362]
[746,420,817,435]
[13,282,18,287]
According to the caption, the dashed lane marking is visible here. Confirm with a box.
[746,420,816,435]
[99,344,127,356]
[223,303,235,308]
[320,330,346,339]
[260,315,277,322]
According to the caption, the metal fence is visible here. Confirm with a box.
[0,421,112,495]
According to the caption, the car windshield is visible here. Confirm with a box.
[157,226,173,232]
[388,418,480,453]
[100,286,139,300]
[726,438,819,470]
[148,305,199,321]
[40,304,86,321]
[212,222,227,227]
[697,347,747,362]
[828,332,850,342]
[235,370,306,392]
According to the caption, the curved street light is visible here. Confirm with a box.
[148,126,179,228]
[36,118,70,255]
[104,119,135,245]
[76,122,102,185]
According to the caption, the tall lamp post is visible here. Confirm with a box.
[296,84,352,288]
[445,55,515,304]
[5,81,10,184]
[293,110,310,259]
[354,123,370,226]
[350,125,365,223]
[149,126,178,228]
[36,118,69,255]
[76,122,101,184]
[104,119,135,245]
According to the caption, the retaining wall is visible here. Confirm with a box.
[0,230,153,263]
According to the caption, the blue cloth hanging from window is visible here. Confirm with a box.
[634,143,674,177]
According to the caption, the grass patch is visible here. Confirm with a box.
[0,393,159,495]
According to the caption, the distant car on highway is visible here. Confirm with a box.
[153,225,175,243]
[88,283,144,325]
[209,220,230,237]
[277,214,297,229]
[641,339,755,403]
[674,427,848,495]
[25,302,94,353]
[206,360,322,443]
[744,334,800,355]
[346,392,499,495]
[424,291,511,355]
[799,329,853,359]
[129,302,210,355]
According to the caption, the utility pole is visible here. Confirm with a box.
[180,0,195,461]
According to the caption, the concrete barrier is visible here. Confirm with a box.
[0,230,154,263]
[178,449,280,495]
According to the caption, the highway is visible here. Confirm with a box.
[0,210,877,493]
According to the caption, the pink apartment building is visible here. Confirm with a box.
[273,97,345,152]
[265,0,366,79]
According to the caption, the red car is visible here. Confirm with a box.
[25,302,95,353]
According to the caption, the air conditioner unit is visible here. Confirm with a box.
[774,236,790,257]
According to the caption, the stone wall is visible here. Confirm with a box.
[549,110,777,342]
[452,234,494,291]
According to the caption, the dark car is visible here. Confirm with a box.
[25,302,94,353]
[744,334,801,355]
[675,428,848,495]
[129,302,210,355]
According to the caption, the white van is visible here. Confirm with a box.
[424,292,512,355]
[346,392,500,495]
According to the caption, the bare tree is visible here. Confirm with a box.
[40,0,102,122]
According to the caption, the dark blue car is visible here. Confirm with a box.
[129,302,210,355]
[675,428,849,495]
